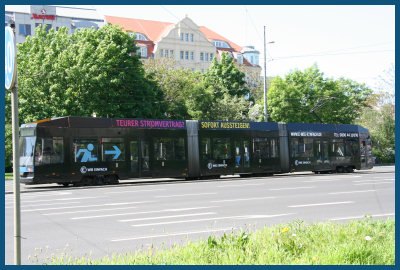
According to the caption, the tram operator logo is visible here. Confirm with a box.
[80,166,88,174]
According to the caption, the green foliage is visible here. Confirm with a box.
[48,218,394,265]
[143,59,203,120]
[357,104,395,163]
[267,65,372,124]
[10,24,166,124]
[5,123,12,170]
[204,53,250,99]
[143,52,255,121]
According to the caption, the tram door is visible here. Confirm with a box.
[314,140,330,171]
[233,139,251,173]
[129,138,152,177]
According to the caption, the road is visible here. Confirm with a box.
[4,166,395,265]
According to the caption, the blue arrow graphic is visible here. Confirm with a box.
[105,145,121,160]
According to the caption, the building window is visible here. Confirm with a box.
[170,50,174,56]
[237,55,243,64]
[200,52,204,61]
[36,23,52,33]
[180,51,184,60]
[139,46,147,58]
[165,49,169,58]
[185,51,189,60]
[210,53,214,61]
[180,33,184,41]
[212,40,230,48]
[160,49,164,58]
[190,52,194,60]
[135,33,148,41]
[185,33,189,42]
[19,24,31,36]
[205,53,209,61]
[190,34,194,42]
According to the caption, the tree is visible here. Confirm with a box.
[267,65,372,124]
[143,52,255,121]
[7,24,167,125]
[356,64,395,163]
[204,53,250,99]
[143,58,203,120]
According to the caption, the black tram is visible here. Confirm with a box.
[19,117,373,186]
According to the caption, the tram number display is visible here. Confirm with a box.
[334,132,359,138]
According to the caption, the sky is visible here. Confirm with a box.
[93,5,394,90]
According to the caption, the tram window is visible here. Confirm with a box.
[291,138,313,158]
[154,138,173,160]
[174,137,186,160]
[200,138,211,160]
[270,138,279,158]
[252,138,269,159]
[101,138,125,161]
[345,140,358,156]
[74,139,98,163]
[213,138,231,159]
[331,139,345,157]
[35,137,64,165]
[290,138,298,157]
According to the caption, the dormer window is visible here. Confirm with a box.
[212,40,231,48]
[237,55,243,64]
[130,32,148,41]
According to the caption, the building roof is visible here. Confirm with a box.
[105,15,173,42]
[105,16,243,52]
[198,26,242,52]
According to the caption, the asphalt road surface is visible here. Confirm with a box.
[5,166,395,265]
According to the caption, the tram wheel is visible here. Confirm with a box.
[105,174,119,185]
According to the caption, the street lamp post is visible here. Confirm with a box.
[263,26,274,122]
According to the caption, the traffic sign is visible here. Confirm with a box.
[5,26,17,90]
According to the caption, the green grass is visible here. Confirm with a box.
[46,217,395,265]
[5,173,13,180]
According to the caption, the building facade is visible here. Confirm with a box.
[105,15,261,74]
[5,5,105,43]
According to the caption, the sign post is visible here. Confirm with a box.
[5,26,21,265]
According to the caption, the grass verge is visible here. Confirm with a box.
[5,173,13,180]
[47,217,395,265]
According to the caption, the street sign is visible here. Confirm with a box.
[5,26,17,90]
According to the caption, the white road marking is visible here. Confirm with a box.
[354,182,394,186]
[132,213,294,227]
[302,180,341,183]
[21,192,72,198]
[119,212,216,222]
[43,206,139,215]
[216,183,265,188]
[105,188,165,194]
[353,179,394,183]
[111,227,235,242]
[71,206,219,220]
[211,196,275,203]
[20,197,100,203]
[22,201,154,212]
[329,213,395,221]
[155,192,217,198]
[269,186,315,191]
[288,201,354,208]
[328,190,377,195]
[5,201,82,209]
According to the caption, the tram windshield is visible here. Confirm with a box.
[19,136,36,171]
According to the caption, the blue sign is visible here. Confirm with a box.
[105,145,121,160]
[5,27,17,90]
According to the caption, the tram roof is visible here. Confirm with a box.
[287,122,369,133]
[20,117,369,133]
